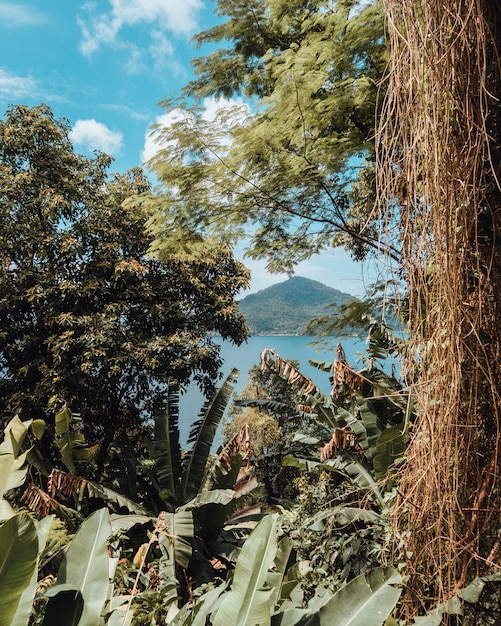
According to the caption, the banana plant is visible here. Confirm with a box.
[256,346,415,483]
[43,508,112,626]
[0,415,45,520]
[152,369,240,508]
[0,509,111,626]
[167,514,402,626]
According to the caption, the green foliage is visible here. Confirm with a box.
[12,515,53,626]
[172,513,401,626]
[54,406,89,474]
[142,0,400,273]
[43,509,111,626]
[213,515,279,626]
[149,369,241,509]
[293,566,402,626]
[0,513,39,626]
[0,416,44,520]
[0,104,249,462]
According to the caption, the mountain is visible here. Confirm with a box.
[238,276,356,335]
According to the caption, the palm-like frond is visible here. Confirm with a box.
[181,368,239,504]
[154,380,183,503]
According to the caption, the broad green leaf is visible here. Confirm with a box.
[0,417,31,518]
[268,536,293,611]
[305,506,380,532]
[282,454,321,471]
[47,508,112,626]
[11,515,54,626]
[30,419,46,441]
[154,380,182,502]
[85,480,149,515]
[321,452,385,507]
[4,416,28,458]
[412,595,462,625]
[54,406,89,474]
[162,510,194,570]
[0,513,39,626]
[458,572,501,603]
[110,514,153,532]
[356,396,381,450]
[297,567,402,626]
[182,368,239,504]
[179,488,236,510]
[213,515,278,626]
[373,426,406,480]
[0,451,29,507]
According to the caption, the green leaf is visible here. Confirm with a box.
[4,416,29,458]
[154,380,182,502]
[46,508,112,626]
[356,396,381,450]
[54,406,89,474]
[213,514,278,626]
[373,426,406,480]
[162,510,194,570]
[412,596,463,625]
[179,488,236,510]
[30,420,46,441]
[0,513,39,626]
[0,418,31,520]
[297,567,402,626]
[322,452,385,508]
[182,368,239,504]
[11,515,54,626]
[85,480,150,515]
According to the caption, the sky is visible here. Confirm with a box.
[0,0,378,297]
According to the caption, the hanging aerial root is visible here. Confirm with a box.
[378,0,501,618]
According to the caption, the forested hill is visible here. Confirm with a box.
[238,276,355,335]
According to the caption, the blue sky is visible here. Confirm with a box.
[0,0,377,297]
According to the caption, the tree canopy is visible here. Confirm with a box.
[0,104,249,461]
[142,0,398,274]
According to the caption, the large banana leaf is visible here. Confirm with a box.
[154,380,182,503]
[213,514,278,626]
[111,510,194,570]
[356,396,381,451]
[11,515,54,626]
[45,508,112,626]
[182,368,239,504]
[0,513,39,626]
[0,417,32,520]
[84,479,150,515]
[54,406,89,474]
[3,416,29,458]
[372,426,407,480]
[162,509,194,570]
[296,567,402,626]
[325,451,385,508]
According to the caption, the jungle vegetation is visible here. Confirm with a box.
[1,0,500,624]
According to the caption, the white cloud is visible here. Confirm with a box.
[0,68,38,100]
[70,119,123,155]
[0,3,47,26]
[141,97,250,164]
[78,0,203,58]
[141,108,184,163]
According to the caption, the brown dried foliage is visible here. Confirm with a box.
[378,0,501,617]
[320,427,364,461]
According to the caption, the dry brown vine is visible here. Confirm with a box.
[377,0,501,618]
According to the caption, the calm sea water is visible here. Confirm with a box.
[178,335,366,445]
